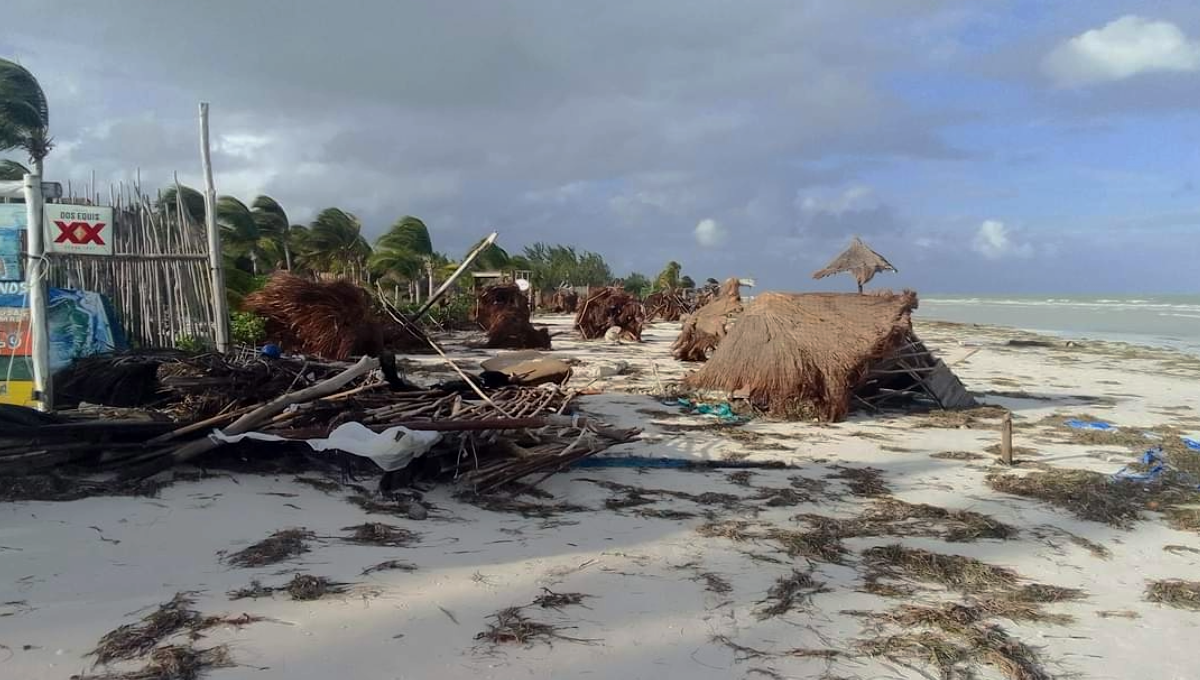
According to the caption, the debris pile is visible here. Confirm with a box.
[548,287,579,313]
[476,283,551,350]
[3,361,638,495]
[644,288,693,322]
[574,287,644,341]
[54,351,355,419]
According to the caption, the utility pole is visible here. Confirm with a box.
[23,173,52,411]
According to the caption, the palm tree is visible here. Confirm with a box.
[301,208,371,281]
[0,58,51,176]
[654,261,683,291]
[215,196,270,274]
[469,238,511,271]
[370,216,434,301]
[157,185,207,226]
[250,195,293,270]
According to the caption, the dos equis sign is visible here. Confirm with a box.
[44,205,114,256]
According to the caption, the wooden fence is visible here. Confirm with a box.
[45,188,218,349]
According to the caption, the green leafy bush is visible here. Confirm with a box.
[231,311,267,346]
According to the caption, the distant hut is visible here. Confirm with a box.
[812,236,897,293]
[684,290,974,421]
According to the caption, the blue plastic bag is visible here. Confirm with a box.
[1065,419,1115,431]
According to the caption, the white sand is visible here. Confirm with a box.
[3,316,1200,679]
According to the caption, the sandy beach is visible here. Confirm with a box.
[4,315,1200,680]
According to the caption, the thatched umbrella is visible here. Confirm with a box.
[684,291,918,420]
[812,237,897,293]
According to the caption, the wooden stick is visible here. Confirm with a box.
[1000,412,1013,466]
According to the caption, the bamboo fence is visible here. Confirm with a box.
[45,184,218,349]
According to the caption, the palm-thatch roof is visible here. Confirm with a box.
[812,236,897,292]
[685,290,972,421]
[672,277,743,361]
[475,283,551,349]
[244,273,426,359]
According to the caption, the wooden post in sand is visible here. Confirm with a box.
[1001,412,1013,465]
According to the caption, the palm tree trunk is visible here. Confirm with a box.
[427,261,434,302]
[283,240,293,271]
[34,158,43,177]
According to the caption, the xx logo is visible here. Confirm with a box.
[53,221,106,246]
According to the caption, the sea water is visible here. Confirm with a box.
[916,295,1200,356]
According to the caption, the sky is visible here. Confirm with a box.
[2,1,1199,294]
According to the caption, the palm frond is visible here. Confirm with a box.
[158,185,207,225]
[377,215,433,255]
[0,158,30,180]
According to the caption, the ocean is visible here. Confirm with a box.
[916,295,1200,356]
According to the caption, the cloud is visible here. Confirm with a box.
[972,220,1031,259]
[1043,16,1200,87]
[795,185,902,239]
[694,218,728,247]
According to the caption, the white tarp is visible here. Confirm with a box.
[212,422,441,472]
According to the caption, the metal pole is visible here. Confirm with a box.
[23,173,53,411]
[199,102,231,352]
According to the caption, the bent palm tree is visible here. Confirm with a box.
[371,216,434,300]
[251,195,293,270]
[158,185,207,226]
[301,208,371,281]
[215,196,266,273]
[0,58,51,175]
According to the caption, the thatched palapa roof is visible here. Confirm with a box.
[812,236,897,292]
[476,283,551,349]
[685,290,920,421]
[244,273,427,360]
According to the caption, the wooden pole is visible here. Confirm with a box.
[414,231,497,320]
[199,103,231,353]
[1001,411,1013,465]
[23,174,53,411]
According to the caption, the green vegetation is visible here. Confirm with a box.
[230,311,266,346]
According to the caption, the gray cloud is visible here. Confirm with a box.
[1,0,1193,292]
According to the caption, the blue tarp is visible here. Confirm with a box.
[668,397,746,424]
[1065,419,1116,431]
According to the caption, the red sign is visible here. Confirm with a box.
[1,319,31,357]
